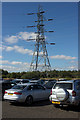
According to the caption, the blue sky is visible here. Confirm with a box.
[1,2,78,72]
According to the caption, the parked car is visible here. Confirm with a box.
[49,79,80,107]
[30,79,56,89]
[44,80,56,89]
[29,79,45,85]
[11,79,30,84]
[58,78,67,81]
[19,79,30,84]
[0,80,16,100]
[4,83,51,105]
[10,79,23,84]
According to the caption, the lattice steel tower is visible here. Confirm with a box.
[27,6,55,71]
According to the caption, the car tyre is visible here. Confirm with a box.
[25,96,33,105]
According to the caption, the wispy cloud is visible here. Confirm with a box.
[6,46,14,51]
[1,59,78,72]
[18,32,37,41]
[4,45,33,55]
[0,60,30,72]
[2,65,30,72]
[3,45,77,61]
[4,35,18,44]
[0,60,29,66]
[3,45,45,56]
[0,56,2,59]
[4,32,37,44]
[67,66,78,70]
[0,60,9,64]
[69,60,78,64]
[11,61,22,65]
[50,55,76,60]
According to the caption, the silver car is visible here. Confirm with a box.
[49,79,80,107]
[4,83,51,105]
[29,79,45,85]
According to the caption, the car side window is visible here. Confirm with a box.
[27,85,39,90]
[37,85,44,90]
[76,82,80,90]
[33,85,39,90]
[27,85,34,90]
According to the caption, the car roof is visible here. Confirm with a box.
[22,79,29,80]
[12,79,31,81]
[57,79,80,83]
[12,79,23,81]
[17,82,38,86]
[30,80,40,82]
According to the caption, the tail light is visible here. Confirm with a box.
[72,90,76,97]
[5,91,7,94]
[50,89,52,95]
[14,92,22,95]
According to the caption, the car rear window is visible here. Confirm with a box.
[53,83,72,90]
[12,85,27,90]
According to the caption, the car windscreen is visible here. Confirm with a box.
[12,85,27,90]
[53,83,72,90]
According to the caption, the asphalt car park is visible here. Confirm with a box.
[2,100,80,119]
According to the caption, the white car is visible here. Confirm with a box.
[4,83,51,105]
[49,79,80,107]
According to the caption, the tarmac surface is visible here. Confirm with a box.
[2,100,80,119]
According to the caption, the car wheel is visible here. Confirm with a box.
[25,96,33,105]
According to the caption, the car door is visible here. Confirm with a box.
[75,82,80,101]
[37,85,50,100]
[32,85,45,101]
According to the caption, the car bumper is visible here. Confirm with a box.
[49,95,79,106]
[4,94,24,103]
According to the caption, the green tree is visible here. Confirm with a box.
[2,69,8,78]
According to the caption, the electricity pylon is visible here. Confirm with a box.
[27,6,55,71]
